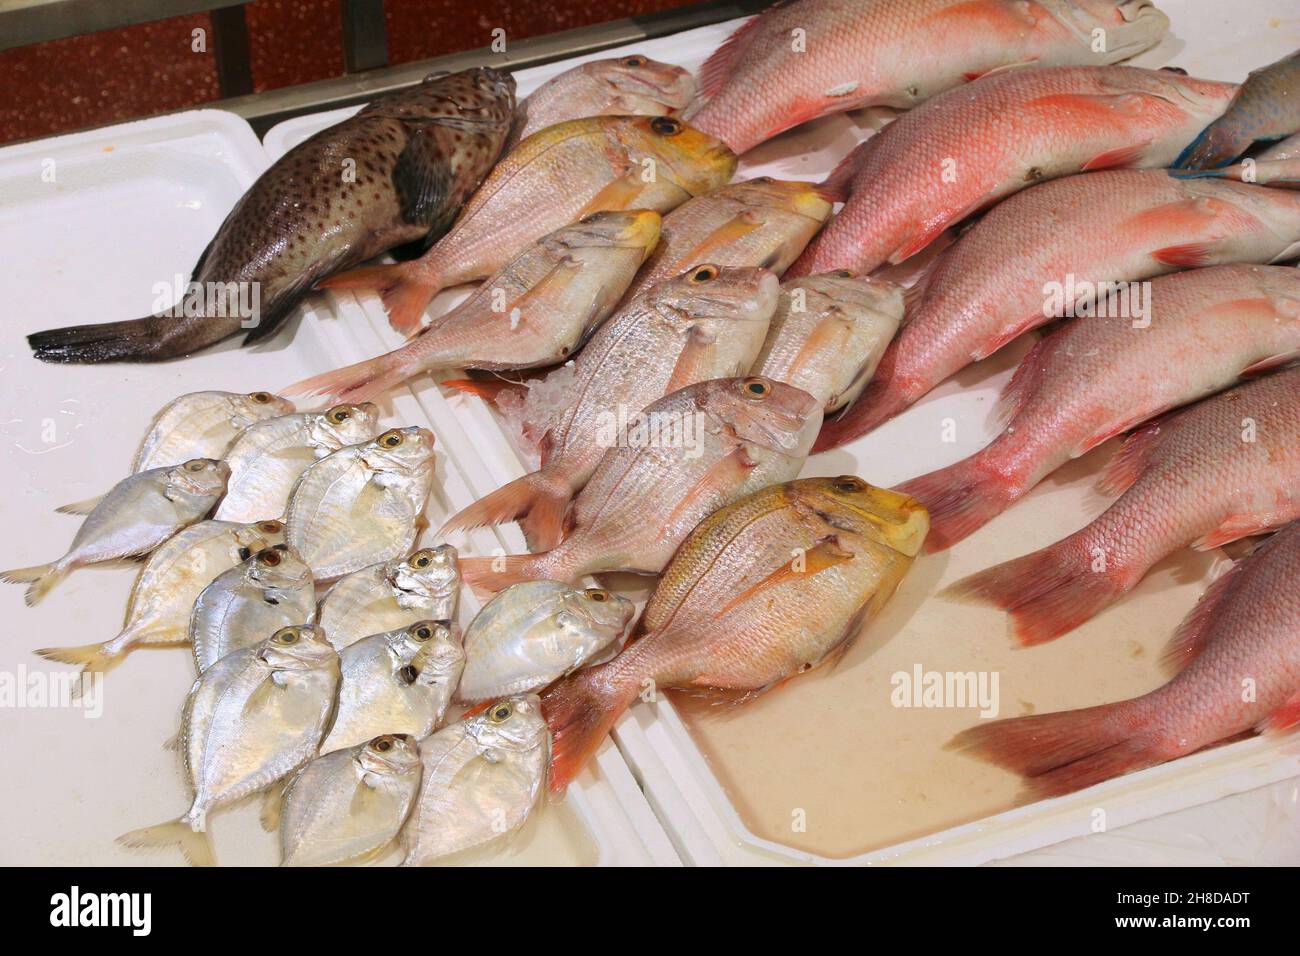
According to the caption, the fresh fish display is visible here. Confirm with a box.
[320,115,737,336]
[900,265,1300,551]
[753,272,903,412]
[285,427,437,580]
[1176,49,1300,169]
[190,546,317,672]
[952,520,1300,796]
[461,377,822,592]
[118,625,339,866]
[213,403,382,522]
[280,734,423,867]
[440,265,778,551]
[687,0,1170,153]
[788,66,1238,278]
[542,476,929,791]
[36,519,285,679]
[401,696,549,865]
[286,211,662,403]
[948,366,1300,646]
[621,178,833,301]
[457,583,635,702]
[508,54,697,149]
[1,459,229,606]
[133,390,295,472]
[28,68,516,363]
[814,169,1300,449]
[318,546,460,651]
[321,621,464,753]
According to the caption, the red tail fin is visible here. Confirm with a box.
[439,472,572,551]
[459,552,547,597]
[283,351,416,404]
[541,665,638,794]
[317,262,437,338]
[949,698,1166,797]
[896,453,1018,553]
[944,536,1128,645]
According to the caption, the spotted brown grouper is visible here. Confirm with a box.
[28,67,515,363]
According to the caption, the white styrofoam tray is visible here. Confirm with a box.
[0,109,677,866]
[267,3,1300,866]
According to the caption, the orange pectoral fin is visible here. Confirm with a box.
[1082,142,1151,171]
[1192,514,1284,552]
[665,324,719,393]
[665,446,757,528]
[1258,690,1300,734]
[677,216,764,265]
[718,538,854,617]
[577,173,651,218]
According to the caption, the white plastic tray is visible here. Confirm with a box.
[0,109,677,866]
[265,4,1300,866]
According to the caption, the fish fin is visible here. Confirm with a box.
[440,376,527,407]
[895,455,1014,553]
[1078,402,1182,456]
[993,338,1048,428]
[27,316,184,365]
[664,446,757,528]
[948,700,1160,797]
[1097,416,1171,497]
[1173,121,1250,171]
[260,779,287,832]
[961,59,1038,82]
[676,217,764,266]
[347,775,383,818]
[34,636,132,688]
[943,540,1127,646]
[392,124,456,229]
[810,348,911,452]
[117,817,216,867]
[1082,142,1149,171]
[1151,241,1222,267]
[575,172,649,218]
[1192,515,1280,552]
[459,552,547,597]
[718,538,854,616]
[1,561,66,607]
[1160,559,1243,673]
[284,351,418,404]
[697,14,761,98]
[162,733,179,752]
[540,664,637,794]
[819,140,874,204]
[1258,690,1300,734]
[889,200,983,264]
[318,262,437,338]
[54,494,104,516]
[1240,349,1300,377]
[243,672,280,716]
[665,324,719,393]
[439,471,572,550]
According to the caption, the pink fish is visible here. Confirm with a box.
[946,366,1300,646]
[687,0,1170,154]
[899,264,1300,551]
[814,169,1300,450]
[951,520,1300,797]
[787,65,1238,280]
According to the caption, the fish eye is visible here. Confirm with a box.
[410,550,433,568]
[833,476,867,494]
[258,549,283,566]
[833,270,854,278]
[741,378,771,400]
[273,627,299,645]
[326,406,352,423]
[184,459,207,472]
[412,623,434,641]
[689,264,718,283]
[584,588,611,603]
[258,520,282,533]
[379,429,404,448]
[372,736,393,752]
[250,392,273,404]
[650,116,681,136]
[487,701,514,723]
[622,55,645,67]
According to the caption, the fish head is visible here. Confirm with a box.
[559,586,636,637]
[231,390,296,428]
[725,177,834,224]
[795,476,931,558]
[357,733,423,777]
[653,264,781,331]
[624,116,737,196]
[166,458,231,499]
[310,402,382,450]
[1039,1,1170,63]
[259,624,338,672]
[701,376,822,455]
[799,271,905,320]
[392,544,461,600]
[232,519,288,554]
[403,621,466,685]
[419,66,517,122]
[555,209,663,258]
[245,544,315,593]
[468,695,550,755]
[364,426,437,473]
[585,54,697,113]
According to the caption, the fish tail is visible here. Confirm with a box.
[318,262,438,338]
[440,376,527,409]
[896,452,1018,553]
[283,350,418,404]
[439,472,571,550]
[117,815,216,867]
[943,536,1127,646]
[1,561,66,607]
[949,697,1165,797]
[1174,120,1251,171]
[458,552,552,597]
[541,664,639,794]
[35,627,140,685]
[27,316,186,364]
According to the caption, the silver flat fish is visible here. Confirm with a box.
[317,545,460,651]
[133,390,294,472]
